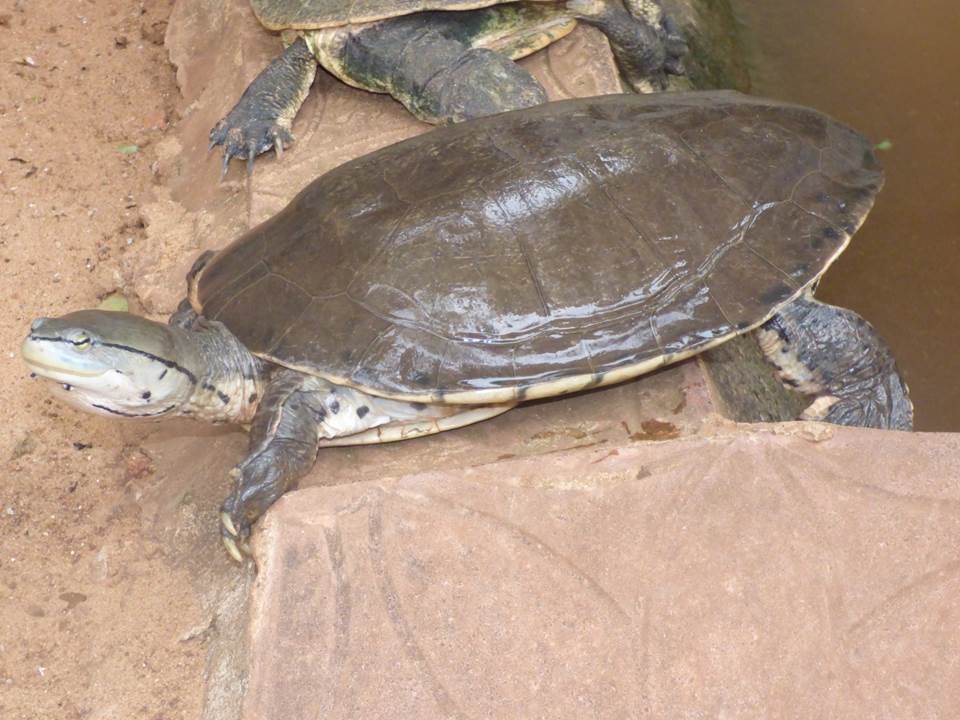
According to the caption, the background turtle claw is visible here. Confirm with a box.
[208,114,294,177]
[641,15,688,89]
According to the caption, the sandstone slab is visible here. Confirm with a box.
[244,425,960,719]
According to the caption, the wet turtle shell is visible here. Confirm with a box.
[191,90,882,405]
[251,0,560,30]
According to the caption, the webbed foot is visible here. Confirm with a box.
[217,370,329,561]
[219,457,293,562]
[209,37,317,177]
[209,115,294,177]
[568,0,688,92]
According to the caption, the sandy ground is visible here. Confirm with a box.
[0,1,209,717]
[0,3,631,715]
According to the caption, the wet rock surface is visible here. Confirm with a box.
[245,425,960,719]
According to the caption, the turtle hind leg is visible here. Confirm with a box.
[209,37,317,176]
[567,0,687,92]
[416,45,548,123]
[310,15,547,125]
[757,295,914,431]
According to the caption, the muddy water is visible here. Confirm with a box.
[733,0,960,430]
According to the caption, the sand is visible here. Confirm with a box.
[1,2,208,717]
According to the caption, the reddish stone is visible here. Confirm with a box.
[242,425,960,719]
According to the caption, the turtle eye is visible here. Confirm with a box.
[74,333,92,350]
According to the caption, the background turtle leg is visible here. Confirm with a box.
[465,5,578,60]
[209,37,317,174]
[326,15,548,124]
[756,295,914,430]
[168,299,199,329]
[566,0,687,91]
[220,370,326,560]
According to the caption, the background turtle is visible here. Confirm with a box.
[24,92,912,559]
[209,0,687,171]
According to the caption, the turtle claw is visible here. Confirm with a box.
[221,509,239,538]
[220,510,252,562]
[570,0,688,93]
[208,113,295,179]
[222,533,245,564]
[218,428,310,561]
[219,463,268,562]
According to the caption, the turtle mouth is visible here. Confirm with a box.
[21,338,108,381]
[22,342,127,415]
[23,357,107,381]
[25,364,108,402]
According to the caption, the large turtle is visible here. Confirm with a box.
[23,92,912,560]
[209,0,687,171]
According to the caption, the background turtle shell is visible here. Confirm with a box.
[251,0,528,29]
[194,91,883,403]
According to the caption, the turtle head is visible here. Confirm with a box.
[21,310,194,419]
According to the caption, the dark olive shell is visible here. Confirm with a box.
[194,91,883,403]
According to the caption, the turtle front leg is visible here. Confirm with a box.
[220,370,327,561]
[209,37,317,176]
[756,295,914,431]
[567,0,687,92]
